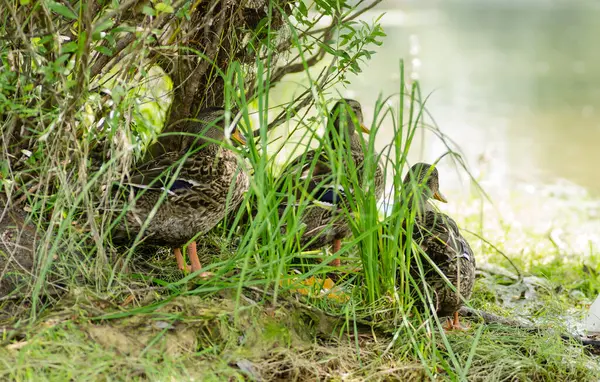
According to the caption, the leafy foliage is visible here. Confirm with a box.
[1,0,598,380]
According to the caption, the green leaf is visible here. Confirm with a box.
[93,19,114,35]
[318,42,336,55]
[94,46,113,56]
[20,0,31,5]
[155,3,174,13]
[142,5,155,16]
[113,26,137,33]
[313,0,333,15]
[104,33,116,47]
[176,2,191,19]
[54,53,70,66]
[61,41,78,53]
[373,28,386,38]
[298,1,308,17]
[47,1,78,20]
[65,79,77,89]
[38,35,53,45]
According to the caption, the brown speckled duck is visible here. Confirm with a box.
[112,109,249,276]
[402,163,475,330]
[278,99,384,265]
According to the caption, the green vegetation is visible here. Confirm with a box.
[1,1,600,381]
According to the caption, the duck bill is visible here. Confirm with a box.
[360,124,371,134]
[433,190,448,203]
[231,129,246,145]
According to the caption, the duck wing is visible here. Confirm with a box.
[415,211,473,265]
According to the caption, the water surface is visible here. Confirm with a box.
[342,2,600,196]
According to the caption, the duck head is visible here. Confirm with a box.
[402,162,448,204]
[327,98,370,145]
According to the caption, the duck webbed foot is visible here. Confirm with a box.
[174,247,189,272]
[444,311,470,331]
[174,244,212,278]
[188,241,213,278]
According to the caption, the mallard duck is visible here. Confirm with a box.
[112,108,249,275]
[278,99,384,265]
[402,163,475,330]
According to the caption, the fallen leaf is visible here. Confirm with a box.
[121,294,135,307]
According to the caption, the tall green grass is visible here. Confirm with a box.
[1,27,478,376]
[206,57,489,377]
[3,2,599,380]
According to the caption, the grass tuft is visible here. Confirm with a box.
[1,2,600,380]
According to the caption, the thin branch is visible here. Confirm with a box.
[459,306,600,353]
[459,306,533,328]
[271,0,383,61]
[268,26,333,86]
[90,9,176,78]
[90,34,136,78]
[93,0,139,27]
[252,65,334,138]
[258,8,337,91]
[255,90,314,138]
[303,0,384,37]
[249,1,383,137]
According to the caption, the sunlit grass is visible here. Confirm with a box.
[4,62,600,379]
[2,3,600,381]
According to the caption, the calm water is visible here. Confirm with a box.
[339,2,600,196]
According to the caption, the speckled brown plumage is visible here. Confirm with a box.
[283,99,384,197]
[112,109,249,273]
[113,148,248,246]
[412,210,476,317]
[279,99,384,261]
[278,186,353,252]
[402,163,476,329]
